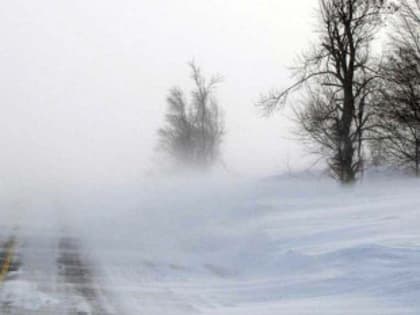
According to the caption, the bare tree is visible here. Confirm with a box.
[189,63,224,168]
[258,0,384,183]
[158,87,195,167]
[371,0,420,174]
[157,63,224,170]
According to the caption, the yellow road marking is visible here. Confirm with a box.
[0,239,15,284]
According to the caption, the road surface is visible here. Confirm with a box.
[0,227,119,314]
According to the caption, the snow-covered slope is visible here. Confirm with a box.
[60,173,420,314]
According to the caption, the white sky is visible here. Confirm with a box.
[0,0,317,189]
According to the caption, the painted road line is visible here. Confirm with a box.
[0,239,15,284]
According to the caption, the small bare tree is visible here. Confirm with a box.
[189,63,224,168]
[158,87,195,166]
[258,0,384,183]
[158,63,224,170]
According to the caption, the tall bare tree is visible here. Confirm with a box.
[158,63,224,170]
[371,0,420,174]
[258,0,384,183]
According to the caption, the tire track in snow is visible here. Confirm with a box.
[58,237,116,315]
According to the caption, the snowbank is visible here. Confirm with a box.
[54,172,420,314]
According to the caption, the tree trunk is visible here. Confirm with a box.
[339,84,356,184]
[416,130,419,177]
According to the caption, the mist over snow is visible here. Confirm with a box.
[0,0,314,188]
[2,172,419,314]
[0,0,419,314]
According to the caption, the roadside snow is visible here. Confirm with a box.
[34,173,420,314]
[0,280,59,311]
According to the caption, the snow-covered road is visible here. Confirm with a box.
[0,229,119,314]
[0,174,419,314]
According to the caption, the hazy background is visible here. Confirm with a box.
[0,0,316,194]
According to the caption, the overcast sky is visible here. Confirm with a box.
[0,0,317,191]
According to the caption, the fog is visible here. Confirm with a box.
[1,3,420,313]
[0,1,317,199]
